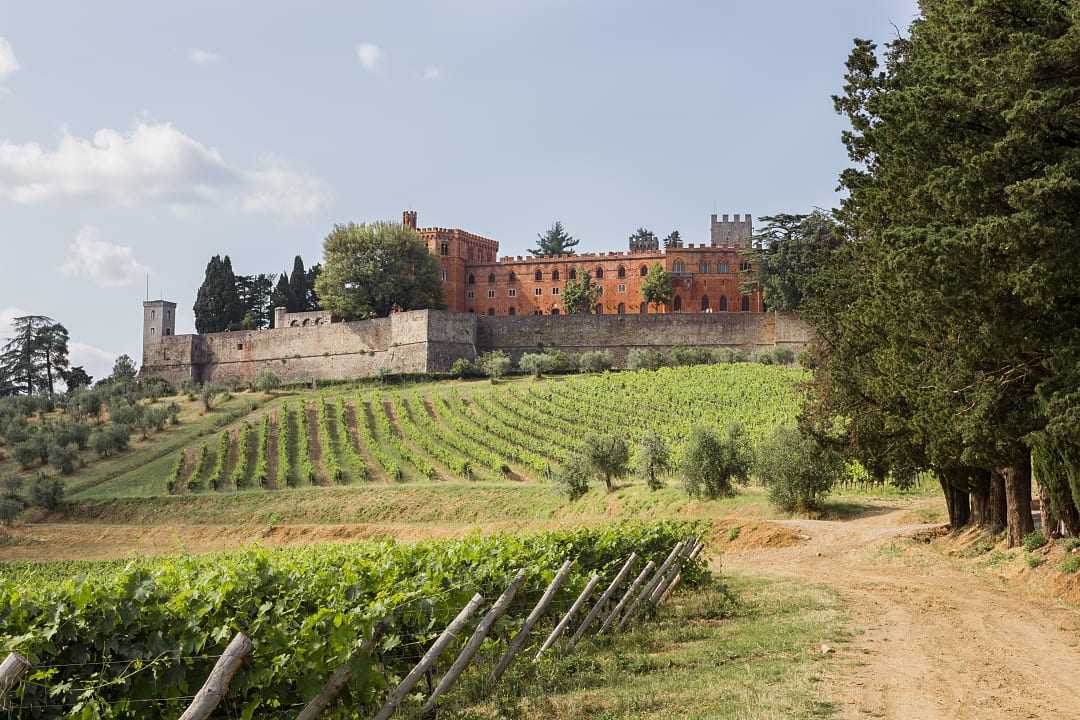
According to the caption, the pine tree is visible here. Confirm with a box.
[236,273,275,329]
[629,228,659,252]
[530,222,579,257]
[0,316,68,395]
[663,230,682,249]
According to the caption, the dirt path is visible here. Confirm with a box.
[723,505,1080,719]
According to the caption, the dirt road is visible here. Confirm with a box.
[723,505,1080,719]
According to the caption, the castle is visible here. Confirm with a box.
[140,212,806,387]
[410,210,763,316]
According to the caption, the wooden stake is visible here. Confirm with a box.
[0,652,30,703]
[617,541,684,630]
[374,593,484,720]
[568,552,638,648]
[296,613,394,720]
[659,541,704,606]
[179,632,253,720]
[421,570,527,715]
[649,537,699,604]
[535,572,601,660]
[598,560,655,635]
[490,559,573,684]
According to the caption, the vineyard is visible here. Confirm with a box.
[0,521,706,718]
[157,365,803,497]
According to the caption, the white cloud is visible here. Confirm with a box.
[356,43,383,72]
[421,66,444,81]
[61,226,150,288]
[69,341,119,382]
[187,48,221,66]
[0,38,18,81]
[0,306,30,342]
[0,120,331,219]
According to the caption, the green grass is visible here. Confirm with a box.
[421,574,847,720]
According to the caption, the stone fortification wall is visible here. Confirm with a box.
[476,312,810,365]
[140,309,810,386]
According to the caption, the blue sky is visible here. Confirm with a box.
[0,0,917,381]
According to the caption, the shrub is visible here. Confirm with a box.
[478,351,512,380]
[29,474,65,511]
[635,431,671,490]
[0,498,22,525]
[756,350,775,365]
[681,424,752,499]
[2,475,24,499]
[200,384,218,412]
[1062,556,1080,574]
[710,348,736,364]
[755,426,845,513]
[546,349,580,374]
[581,433,631,492]
[48,443,78,475]
[256,369,282,394]
[730,349,749,363]
[796,350,815,368]
[519,352,556,378]
[1026,555,1046,569]
[109,401,143,427]
[773,348,796,365]
[553,453,591,500]
[165,402,182,425]
[627,348,665,371]
[669,346,712,367]
[12,441,39,468]
[449,358,480,378]
[91,424,131,457]
[578,350,613,373]
[1022,530,1048,553]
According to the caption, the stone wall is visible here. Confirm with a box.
[475,312,809,365]
[140,309,810,386]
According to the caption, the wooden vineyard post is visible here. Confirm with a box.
[421,570,527,715]
[373,593,484,720]
[490,559,573,684]
[598,560,655,635]
[0,652,30,704]
[618,541,684,630]
[659,541,705,606]
[296,614,395,720]
[178,632,253,720]
[535,572,601,660]
[568,552,638,649]
[649,537,699,604]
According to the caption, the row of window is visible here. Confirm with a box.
[461,261,750,285]
[468,295,754,315]
[468,284,630,299]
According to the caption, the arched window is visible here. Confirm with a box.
[164,328,171,336]
[534,270,543,281]
[551,307,560,315]
[440,243,449,256]
[673,260,685,273]
[487,308,495,316]
[639,302,647,314]
[617,266,626,279]
[595,303,604,315]
[699,261,710,274]
[150,327,156,336]
[469,308,475,313]
[640,266,648,277]
[569,268,577,280]
[673,296,682,312]
[533,310,542,316]
[741,294,750,312]
[151,310,156,320]
[701,296,710,311]
[718,296,728,311]
[290,320,300,327]
[508,307,516,316]
[617,302,626,315]
[508,271,517,282]
[552,269,560,281]
[313,318,322,325]
[302,319,310,326]
[468,274,475,285]
[595,267,604,279]
[740,259,752,272]
[488,273,496,284]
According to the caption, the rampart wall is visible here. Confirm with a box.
[140,310,811,386]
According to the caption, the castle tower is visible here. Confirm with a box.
[403,210,418,230]
[143,300,176,344]
[709,213,753,246]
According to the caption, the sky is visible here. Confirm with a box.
[0,0,918,382]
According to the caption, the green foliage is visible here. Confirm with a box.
[0,315,69,396]
[519,352,556,378]
[636,431,671,490]
[1061,556,1080,574]
[193,254,243,334]
[669,347,712,367]
[562,273,600,315]
[756,351,775,365]
[628,227,659,252]
[681,424,752,499]
[317,399,344,484]
[641,263,673,310]
[90,424,130,457]
[29,474,64,510]
[756,426,845,513]
[1022,531,1048,553]
[208,430,230,490]
[295,402,317,485]
[478,350,512,380]
[188,443,211,492]
[627,349,665,371]
[749,211,843,311]
[231,422,253,489]
[278,408,294,487]
[1026,554,1046,569]
[47,442,77,475]
[581,433,630,492]
[255,369,281,394]
[316,222,445,320]
[578,350,613,373]
[773,348,796,365]
[531,220,579,256]
[449,358,481,378]
[0,522,704,719]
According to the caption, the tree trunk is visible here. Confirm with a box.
[989,469,1007,534]
[1036,478,1060,539]
[1003,457,1035,548]
[969,469,991,528]
[939,473,970,529]
[604,474,613,492]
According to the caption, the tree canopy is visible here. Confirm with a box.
[628,227,659,252]
[315,222,446,320]
[193,256,243,334]
[641,263,673,311]
[562,273,600,315]
[0,315,69,396]
[748,211,843,311]
[530,221,579,257]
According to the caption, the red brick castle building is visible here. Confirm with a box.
[407,210,763,316]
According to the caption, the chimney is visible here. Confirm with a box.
[403,210,418,229]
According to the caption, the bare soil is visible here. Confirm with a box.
[723,502,1080,719]
[303,404,329,486]
[343,401,384,482]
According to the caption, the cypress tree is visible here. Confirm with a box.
[193,255,243,333]
[288,256,309,312]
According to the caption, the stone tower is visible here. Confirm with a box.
[709,214,754,246]
[143,300,176,344]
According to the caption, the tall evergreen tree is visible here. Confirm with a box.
[288,256,309,312]
[0,316,67,395]
[236,273,275,329]
[270,272,296,326]
[530,222,579,256]
[193,255,243,333]
[663,230,683,249]
[749,211,843,311]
